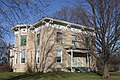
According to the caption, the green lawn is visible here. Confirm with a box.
[0,72,119,80]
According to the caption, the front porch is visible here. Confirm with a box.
[65,47,90,72]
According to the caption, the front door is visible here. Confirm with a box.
[73,57,78,67]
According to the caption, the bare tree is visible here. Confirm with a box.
[0,0,53,43]
[53,0,120,79]
[0,0,52,67]
[53,5,93,27]
[0,39,10,65]
[53,6,72,22]
[28,24,57,72]
[86,0,120,79]
[39,27,56,72]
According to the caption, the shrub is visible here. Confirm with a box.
[0,63,13,72]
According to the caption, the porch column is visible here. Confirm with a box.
[86,53,89,67]
[71,49,73,72]
[87,53,90,71]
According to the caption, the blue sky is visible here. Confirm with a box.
[0,0,90,44]
[4,0,76,44]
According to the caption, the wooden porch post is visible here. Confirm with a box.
[71,49,73,72]
[86,53,89,67]
[86,53,90,72]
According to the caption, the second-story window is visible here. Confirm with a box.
[37,33,40,46]
[21,35,27,46]
[56,32,62,44]
[72,35,77,47]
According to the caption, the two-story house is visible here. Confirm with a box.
[10,17,96,72]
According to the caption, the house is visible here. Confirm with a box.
[10,17,96,72]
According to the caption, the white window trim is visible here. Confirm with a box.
[36,51,40,64]
[21,35,27,46]
[57,48,62,64]
[20,50,26,64]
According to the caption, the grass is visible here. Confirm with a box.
[110,72,120,80]
[0,72,119,80]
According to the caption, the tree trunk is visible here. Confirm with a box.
[103,62,110,79]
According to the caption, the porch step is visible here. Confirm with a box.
[67,67,89,72]
[78,67,88,72]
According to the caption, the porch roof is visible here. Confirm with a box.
[65,47,89,54]
[66,49,89,54]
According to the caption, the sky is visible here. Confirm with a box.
[2,0,90,45]
[3,0,76,44]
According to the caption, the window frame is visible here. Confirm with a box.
[73,57,78,67]
[56,32,62,44]
[56,48,62,64]
[36,51,40,64]
[72,35,77,47]
[21,35,27,46]
[37,33,40,46]
[20,50,26,64]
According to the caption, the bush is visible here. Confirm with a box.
[0,63,13,72]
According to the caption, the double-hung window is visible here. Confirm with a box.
[57,48,62,63]
[37,33,40,46]
[21,35,27,46]
[21,50,26,63]
[72,35,77,47]
[36,51,40,64]
[56,32,62,44]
